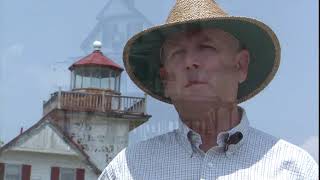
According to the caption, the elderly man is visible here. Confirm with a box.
[98,0,318,179]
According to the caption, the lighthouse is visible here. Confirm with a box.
[0,41,151,179]
[42,41,151,170]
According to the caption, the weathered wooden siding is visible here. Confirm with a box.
[69,114,129,170]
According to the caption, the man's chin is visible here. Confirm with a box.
[171,94,236,120]
[172,95,221,119]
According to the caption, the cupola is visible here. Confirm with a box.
[69,41,123,94]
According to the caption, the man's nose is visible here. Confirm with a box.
[185,54,200,70]
[186,64,199,70]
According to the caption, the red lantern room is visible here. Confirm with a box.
[69,41,123,95]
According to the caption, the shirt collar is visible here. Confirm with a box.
[176,106,250,155]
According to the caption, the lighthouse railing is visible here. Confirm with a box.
[43,91,146,116]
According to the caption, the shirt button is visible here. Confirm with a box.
[207,162,214,168]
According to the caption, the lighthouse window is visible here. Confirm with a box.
[75,74,82,89]
[91,77,100,88]
[82,69,91,88]
[107,70,112,89]
[116,75,121,92]
[117,73,120,91]
[70,71,74,89]
[91,68,101,88]
[101,77,108,89]
[110,71,115,90]
[115,74,118,92]
[83,77,90,88]
[101,69,111,89]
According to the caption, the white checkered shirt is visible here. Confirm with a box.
[98,109,319,180]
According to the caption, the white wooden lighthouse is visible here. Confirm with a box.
[43,41,151,169]
[0,41,150,180]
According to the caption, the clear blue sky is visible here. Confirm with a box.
[0,0,318,160]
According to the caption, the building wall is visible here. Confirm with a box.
[0,151,98,180]
[68,112,129,170]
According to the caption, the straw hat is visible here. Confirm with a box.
[123,0,280,104]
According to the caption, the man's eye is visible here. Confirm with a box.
[199,44,216,50]
[171,49,185,57]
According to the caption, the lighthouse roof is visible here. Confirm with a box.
[69,41,123,71]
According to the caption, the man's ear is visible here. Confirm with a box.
[236,49,250,83]
[159,67,168,81]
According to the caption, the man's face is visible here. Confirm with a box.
[162,28,249,103]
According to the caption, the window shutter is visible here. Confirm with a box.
[51,167,60,180]
[0,163,4,180]
[22,164,31,180]
[76,168,85,180]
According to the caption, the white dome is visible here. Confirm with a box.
[93,41,102,50]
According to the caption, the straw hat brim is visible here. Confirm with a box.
[123,16,281,104]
